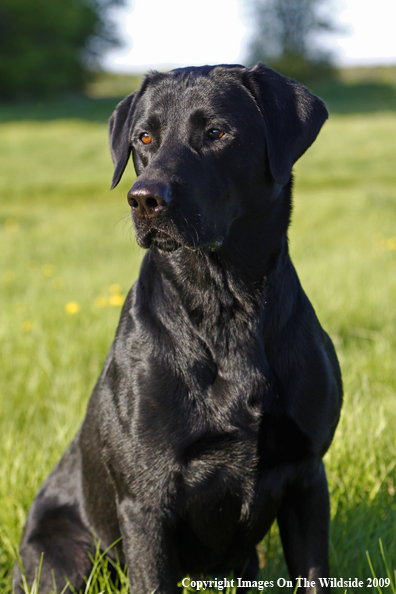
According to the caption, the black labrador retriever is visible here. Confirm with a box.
[14,63,342,594]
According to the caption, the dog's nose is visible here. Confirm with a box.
[127,182,170,217]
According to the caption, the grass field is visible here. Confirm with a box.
[1,71,396,593]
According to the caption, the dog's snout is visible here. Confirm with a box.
[127,182,170,217]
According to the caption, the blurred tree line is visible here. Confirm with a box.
[0,0,342,101]
[248,0,342,83]
[0,0,124,100]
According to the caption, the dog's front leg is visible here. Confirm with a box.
[277,462,331,593]
[117,498,178,594]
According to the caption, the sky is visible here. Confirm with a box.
[103,0,396,73]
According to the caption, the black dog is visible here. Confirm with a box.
[15,63,342,594]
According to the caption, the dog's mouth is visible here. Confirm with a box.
[139,227,183,252]
[138,227,225,254]
[134,214,225,254]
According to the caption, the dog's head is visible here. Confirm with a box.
[109,64,328,253]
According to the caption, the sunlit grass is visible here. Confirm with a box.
[0,101,395,592]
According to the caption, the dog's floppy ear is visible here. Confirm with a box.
[245,63,328,185]
[108,92,139,189]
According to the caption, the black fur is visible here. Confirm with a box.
[15,63,342,594]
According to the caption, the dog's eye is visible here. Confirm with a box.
[140,133,152,145]
[208,129,225,140]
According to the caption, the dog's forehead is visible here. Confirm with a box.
[138,68,256,122]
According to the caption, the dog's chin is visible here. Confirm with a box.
[137,228,183,253]
[136,227,225,254]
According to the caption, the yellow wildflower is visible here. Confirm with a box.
[42,264,55,277]
[94,296,109,308]
[386,237,396,251]
[109,283,122,294]
[22,320,33,332]
[109,294,124,307]
[65,301,80,314]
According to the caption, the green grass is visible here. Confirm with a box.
[1,78,396,592]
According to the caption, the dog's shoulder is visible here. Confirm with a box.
[262,252,342,454]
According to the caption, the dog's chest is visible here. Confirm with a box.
[175,395,261,552]
[180,404,260,498]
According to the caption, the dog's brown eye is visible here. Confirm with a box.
[140,133,152,145]
[208,129,225,140]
